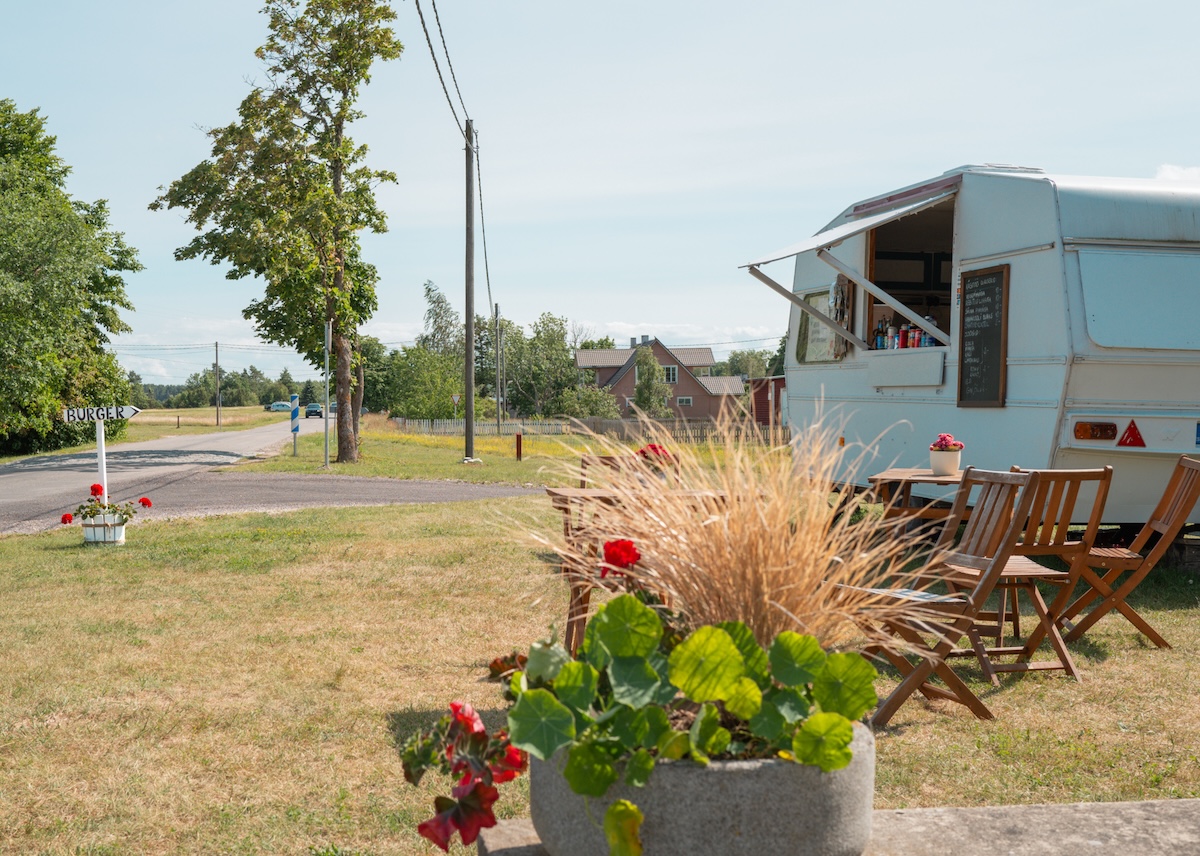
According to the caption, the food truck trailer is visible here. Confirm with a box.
[743,164,1200,524]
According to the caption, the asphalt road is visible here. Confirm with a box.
[0,419,541,536]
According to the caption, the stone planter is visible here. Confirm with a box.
[929,449,961,476]
[82,514,126,546]
[529,722,874,856]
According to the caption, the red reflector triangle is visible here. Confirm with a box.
[1118,420,1146,448]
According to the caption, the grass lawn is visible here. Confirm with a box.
[245,415,622,487]
[2,497,1199,854]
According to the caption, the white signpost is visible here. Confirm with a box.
[63,405,141,504]
[452,393,461,419]
[290,393,300,457]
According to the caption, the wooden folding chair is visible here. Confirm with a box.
[863,467,1041,727]
[1058,455,1200,648]
[955,466,1112,685]
[559,456,644,653]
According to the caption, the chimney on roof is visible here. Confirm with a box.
[641,335,650,344]
[630,337,637,349]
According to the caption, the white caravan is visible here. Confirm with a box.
[744,164,1200,524]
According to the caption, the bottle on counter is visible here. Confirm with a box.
[898,324,909,348]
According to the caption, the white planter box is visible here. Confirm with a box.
[82,514,126,546]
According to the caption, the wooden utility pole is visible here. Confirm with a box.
[464,119,475,460]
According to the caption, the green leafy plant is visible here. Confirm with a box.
[64,484,152,524]
[399,593,876,853]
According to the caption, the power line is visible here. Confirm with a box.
[430,0,469,120]
[413,0,463,137]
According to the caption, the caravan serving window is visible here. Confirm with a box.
[866,198,955,343]
[794,288,840,364]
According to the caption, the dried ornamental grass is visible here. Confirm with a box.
[548,414,938,651]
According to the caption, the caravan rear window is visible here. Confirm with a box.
[1078,249,1200,350]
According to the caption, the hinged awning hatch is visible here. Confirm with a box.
[744,188,958,347]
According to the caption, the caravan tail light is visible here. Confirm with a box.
[1074,421,1118,441]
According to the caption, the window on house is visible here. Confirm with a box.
[677,396,693,407]
[663,365,678,384]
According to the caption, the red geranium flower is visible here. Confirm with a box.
[488,743,527,784]
[61,513,73,525]
[417,779,500,850]
[138,497,152,508]
[602,539,640,578]
[90,484,104,497]
[449,700,486,735]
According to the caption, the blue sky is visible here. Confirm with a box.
[4,1,1199,383]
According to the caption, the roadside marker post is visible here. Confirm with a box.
[62,405,142,503]
[290,394,300,456]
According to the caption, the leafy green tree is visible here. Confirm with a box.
[506,313,577,417]
[387,345,459,418]
[126,372,155,410]
[0,100,139,453]
[359,335,390,413]
[578,335,616,350]
[632,347,671,417]
[551,385,621,419]
[300,379,318,405]
[766,334,787,377]
[151,0,402,463]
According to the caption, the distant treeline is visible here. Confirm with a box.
[128,367,323,410]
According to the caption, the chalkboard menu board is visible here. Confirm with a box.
[957,264,1009,407]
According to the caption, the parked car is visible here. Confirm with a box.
[305,403,322,418]
[269,401,291,412]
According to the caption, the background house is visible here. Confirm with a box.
[575,336,745,419]
[748,376,786,427]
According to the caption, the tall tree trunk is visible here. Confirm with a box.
[334,326,356,462]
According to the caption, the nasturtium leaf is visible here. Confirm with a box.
[640,706,671,749]
[648,651,680,704]
[724,676,763,721]
[507,689,576,760]
[624,747,655,788]
[813,652,878,721]
[667,626,745,703]
[604,799,644,856]
[592,594,663,659]
[688,703,730,764]
[717,621,771,688]
[748,698,786,742]
[564,741,619,797]
[656,729,690,760]
[792,711,855,773]
[769,632,826,688]
[507,671,526,701]
[525,637,571,685]
[609,656,664,709]
[553,661,599,714]
[769,686,813,724]
[580,620,612,671]
[609,706,650,751]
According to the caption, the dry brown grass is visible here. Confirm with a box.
[1,488,1198,854]
[0,500,561,855]
[543,415,931,649]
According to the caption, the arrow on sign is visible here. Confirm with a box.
[63,405,142,423]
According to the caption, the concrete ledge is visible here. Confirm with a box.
[479,798,1200,856]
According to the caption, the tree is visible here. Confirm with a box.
[387,345,460,418]
[551,385,621,419]
[0,100,140,454]
[578,335,616,350]
[632,347,671,417]
[359,335,390,413]
[300,379,318,405]
[126,372,155,410]
[151,0,402,463]
[766,334,787,377]
[506,313,577,417]
[713,348,773,379]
